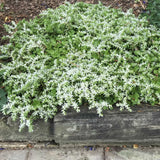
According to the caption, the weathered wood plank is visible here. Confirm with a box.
[54,104,160,145]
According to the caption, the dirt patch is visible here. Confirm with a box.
[0,0,147,46]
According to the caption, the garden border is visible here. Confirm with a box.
[1,104,160,146]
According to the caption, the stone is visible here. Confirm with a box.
[1,147,160,160]
[28,147,104,160]
[0,113,54,142]
[54,105,160,145]
[105,148,160,160]
[0,150,29,160]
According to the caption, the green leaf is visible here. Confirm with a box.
[32,99,41,107]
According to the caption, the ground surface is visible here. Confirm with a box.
[0,0,147,46]
[1,146,160,160]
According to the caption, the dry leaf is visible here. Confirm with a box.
[133,4,140,9]
[106,147,110,152]
[26,143,34,148]
[123,145,127,148]
[133,144,139,149]
[140,1,146,9]
[5,16,11,23]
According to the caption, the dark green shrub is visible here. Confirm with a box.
[140,0,160,28]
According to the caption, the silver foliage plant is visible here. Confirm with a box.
[0,2,160,131]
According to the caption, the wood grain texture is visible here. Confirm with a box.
[54,104,160,145]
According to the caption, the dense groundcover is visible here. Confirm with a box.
[0,2,160,131]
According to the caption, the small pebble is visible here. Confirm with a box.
[0,148,5,150]
[5,7,10,10]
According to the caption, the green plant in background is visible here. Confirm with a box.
[0,2,4,11]
[0,88,7,111]
[134,0,140,3]
[0,2,160,131]
[0,56,9,111]
[0,67,7,112]
[140,0,160,28]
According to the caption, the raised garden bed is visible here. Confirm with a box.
[0,1,160,146]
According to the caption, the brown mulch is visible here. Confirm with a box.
[0,0,147,46]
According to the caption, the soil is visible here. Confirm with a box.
[0,0,148,46]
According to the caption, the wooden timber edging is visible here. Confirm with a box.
[1,104,160,145]
[54,104,160,145]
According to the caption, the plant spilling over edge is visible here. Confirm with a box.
[0,2,160,132]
